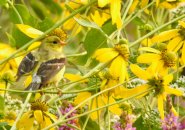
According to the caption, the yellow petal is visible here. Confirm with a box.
[98,0,109,7]
[91,96,104,120]
[163,74,173,85]
[16,24,43,38]
[17,112,34,129]
[128,0,139,14]
[151,29,179,43]
[167,36,182,52]
[139,47,160,54]
[95,51,119,62]
[110,0,122,28]
[27,42,41,51]
[157,95,164,119]
[137,53,161,63]
[181,43,185,64]
[165,87,183,96]
[64,73,88,83]
[74,92,91,106]
[178,21,185,28]
[130,64,151,80]
[103,96,122,115]
[141,38,154,47]
[109,56,127,81]
[41,116,54,130]
[94,48,114,57]
[34,110,43,123]
[120,84,150,99]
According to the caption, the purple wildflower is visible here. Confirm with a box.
[113,113,136,130]
[162,112,182,130]
[59,102,78,130]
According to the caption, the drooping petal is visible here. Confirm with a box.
[64,73,88,83]
[120,84,150,99]
[128,0,139,14]
[157,95,164,119]
[16,24,43,38]
[151,29,179,43]
[98,0,110,7]
[27,42,41,51]
[181,43,185,64]
[167,36,183,52]
[109,56,127,82]
[91,96,104,120]
[178,21,185,28]
[34,110,43,124]
[110,0,122,28]
[41,116,54,130]
[16,112,34,130]
[103,96,122,115]
[74,92,91,107]
[163,74,173,85]
[139,47,161,54]
[165,86,183,96]
[130,64,152,80]
[94,48,119,62]
[137,53,161,63]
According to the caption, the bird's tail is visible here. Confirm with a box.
[25,82,41,91]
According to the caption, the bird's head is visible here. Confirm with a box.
[42,35,66,51]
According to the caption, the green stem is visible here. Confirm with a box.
[7,0,24,24]
[0,0,97,65]
[10,93,32,130]
[43,87,154,130]
[122,0,133,22]
[129,13,185,48]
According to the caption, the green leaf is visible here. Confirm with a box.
[133,116,148,130]
[74,18,100,29]
[12,25,32,48]
[83,20,116,57]
[132,17,145,26]
[40,0,62,15]
[0,96,5,114]
[0,0,7,6]
[9,4,30,24]
[79,116,100,130]
[38,18,54,31]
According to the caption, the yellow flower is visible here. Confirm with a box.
[98,0,122,28]
[98,71,124,97]
[157,0,185,9]
[152,21,185,64]
[137,46,177,75]
[17,100,56,130]
[129,0,150,14]
[130,64,183,119]
[0,43,21,74]
[74,92,122,120]
[94,43,130,83]
[0,111,16,126]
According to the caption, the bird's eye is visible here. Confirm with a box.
[53,41,58,44]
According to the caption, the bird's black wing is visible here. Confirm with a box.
[37,58,66,86]
[16,53,38,81]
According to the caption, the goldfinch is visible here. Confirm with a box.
[16,34,66,90]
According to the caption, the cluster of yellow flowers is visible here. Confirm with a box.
[1,0,185,129]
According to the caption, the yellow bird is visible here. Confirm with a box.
[16,34,66,90]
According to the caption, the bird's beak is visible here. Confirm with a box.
[60,41,66,46]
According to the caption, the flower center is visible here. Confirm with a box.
[161,51,176,67]
[31,100,48,112]
[49,28,67,41]
[114,44,130,60]
[148,77,164,95]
